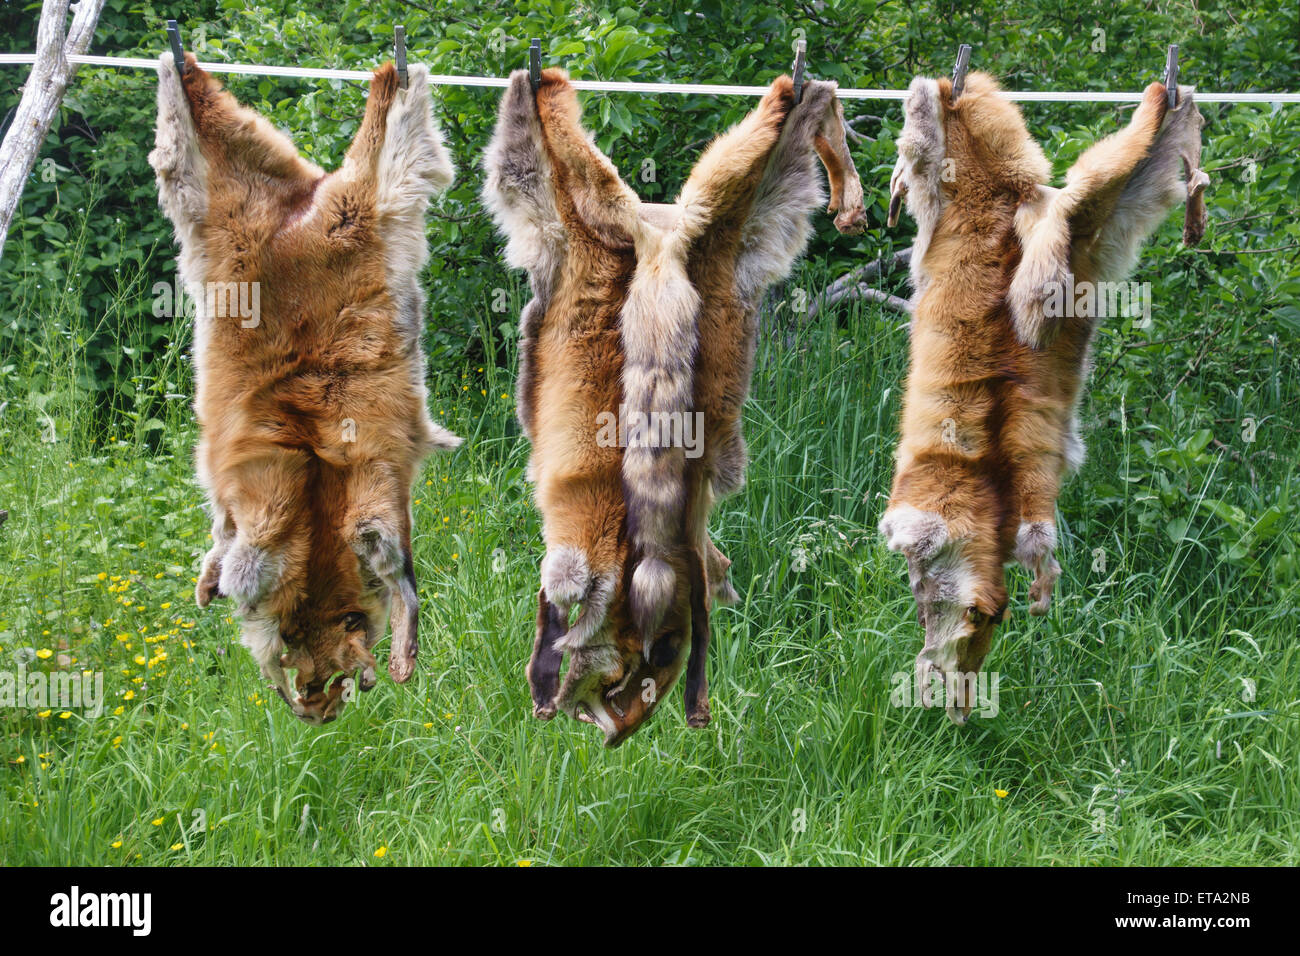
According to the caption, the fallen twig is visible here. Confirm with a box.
[806,247,912,321]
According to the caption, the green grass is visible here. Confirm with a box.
[0,247,1296,867]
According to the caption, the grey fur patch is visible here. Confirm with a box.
[352,519,403,580]
[218,540,276,608]
[879,504,949,562]
[541,546,590,608]
[481,71,566,442]
[1013,520,1057,568]
[732,80,836,309]
[557,572,616,651]
[1089,86,1204,284]
[891,77,947,296]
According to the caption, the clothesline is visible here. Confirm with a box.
[0,52,1297,103]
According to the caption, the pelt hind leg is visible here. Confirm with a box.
[216,449,313,610]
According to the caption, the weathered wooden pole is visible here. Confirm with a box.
[0,0,107,262]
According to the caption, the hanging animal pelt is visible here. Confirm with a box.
[484,68,866,745]
[149,52,458,723]
[880,72,1207,722]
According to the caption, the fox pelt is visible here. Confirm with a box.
[149,52,458,723]
[484,68,866,745]
[880,72,1208,722]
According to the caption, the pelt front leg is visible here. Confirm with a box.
[527,588,567,719]
[682,548,712,728]
[195,507,236,607]
[1014,520,1061,616]
[1004,404,1066,615]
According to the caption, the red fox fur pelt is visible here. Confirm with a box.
[484,68,865,745]
[880,72,1207,722]
[148,52,458,723]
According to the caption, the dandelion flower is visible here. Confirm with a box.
[151,818,164,826]
[994,789,1009,799]
[517,860,533,867]
[36,649,53,660]
[374,846,388,859]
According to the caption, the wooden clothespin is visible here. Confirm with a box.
[166,19,186,80]
[529,38,542,92]
[950,43,972,104]
[395,25,408,89]
[791,37,807,104]
[1164,44,1180,109]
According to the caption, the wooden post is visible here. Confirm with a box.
[0,0,107,262]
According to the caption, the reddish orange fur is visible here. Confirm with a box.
[883,74,1204,716]
[152,55,457,722]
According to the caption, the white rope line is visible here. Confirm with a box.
[0,52,1297,103]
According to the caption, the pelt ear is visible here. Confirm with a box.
[879,504,949,562]
[279,644,317,686]
[239,616,295,709]
[335,635,378,687]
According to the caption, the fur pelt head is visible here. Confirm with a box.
[149,53,458,723]
[882,72,1206,722]
[485,69,864,745]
